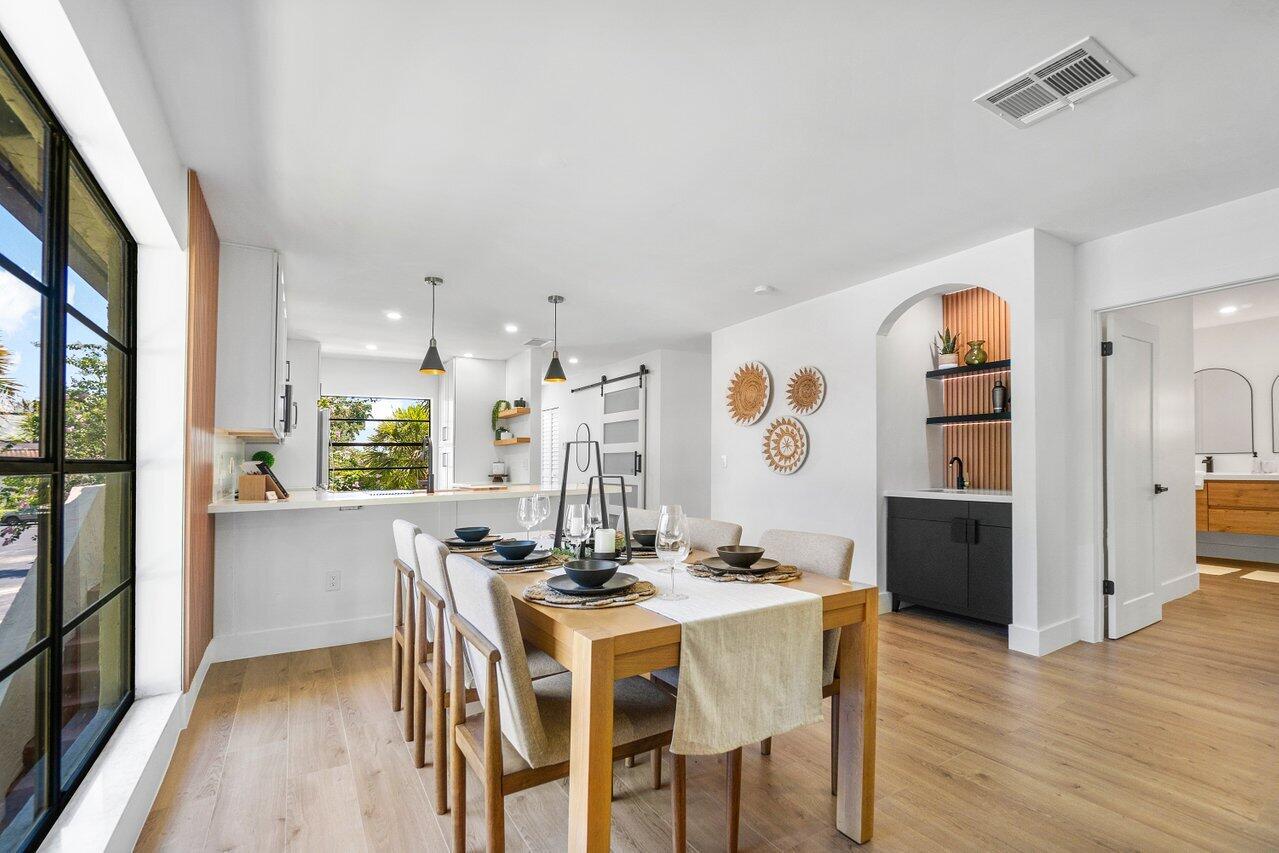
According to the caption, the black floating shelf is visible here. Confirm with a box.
[926,412,1012,426]
[925,359,1011,380]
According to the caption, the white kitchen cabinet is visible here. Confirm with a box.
[215,243,289,441]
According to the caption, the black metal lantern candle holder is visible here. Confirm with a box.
[553,439,634,564]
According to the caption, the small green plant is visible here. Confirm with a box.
[937,328,961,355]
[491,399,510,436]
[251,449,275,468]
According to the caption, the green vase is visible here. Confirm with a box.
[964,340,988,366]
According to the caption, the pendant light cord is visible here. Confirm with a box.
[430,281,436,340]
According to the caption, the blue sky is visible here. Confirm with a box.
[0,201,114,410]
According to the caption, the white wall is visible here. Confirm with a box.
[449,357,509,485]
[1104,299,1198,604]
[320,353,441,400]
[1193,314,1279,471]
[1072,186,1279,643]
[875,296,943,587]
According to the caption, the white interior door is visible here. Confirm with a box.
[1104,315,1163,639]
[597,375,647,523]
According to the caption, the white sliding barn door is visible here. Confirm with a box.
[596,374,647,524]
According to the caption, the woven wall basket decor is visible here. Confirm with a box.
[726,361,771,425]
[762,416,808,474]
[786,366,825,415]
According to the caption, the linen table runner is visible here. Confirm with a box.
[624,560,822,755]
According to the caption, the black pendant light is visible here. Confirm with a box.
[543,294,567,383]
[419,276,446,375]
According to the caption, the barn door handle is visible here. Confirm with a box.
[1154,484,1169,494]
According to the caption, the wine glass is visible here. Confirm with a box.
[564,503,589,555]
[654,505,685,575]
[530,494,550,546]
[516,496,538,541]
[655,527,690,601]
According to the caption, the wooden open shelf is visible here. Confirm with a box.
[925,359,1011,380]
[926,412,1011,426]
[497,406,530,419]
[494,436,531,446]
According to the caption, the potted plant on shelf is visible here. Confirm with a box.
[935,328,961,369]
[492,399,510,439]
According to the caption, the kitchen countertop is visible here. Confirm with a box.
[1195,473,1279,489]
[882,488,1012,504]
[208,483,590,514]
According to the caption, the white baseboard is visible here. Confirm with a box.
[180,644,216,727]
[1008,616,1079,657]
[1160,569,1199,604]
[210,613,391,663]
[877,590,892,614]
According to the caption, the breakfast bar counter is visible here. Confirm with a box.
[208,483,588,514]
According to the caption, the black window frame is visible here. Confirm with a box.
[0,31,136,852]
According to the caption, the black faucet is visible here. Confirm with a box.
[949,456,967,490]
[1202,455,1214,474]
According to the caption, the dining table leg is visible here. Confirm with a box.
[568,629,615,853]
[835,598,878,843]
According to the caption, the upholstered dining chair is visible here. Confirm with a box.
[410,533,567,814]
[625,509,743,552]
[754,528,854,793]
[444,553,691,851]
[391,519,420,741]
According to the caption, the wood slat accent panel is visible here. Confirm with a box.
[184,170,220,689]
[941,287,1011,491]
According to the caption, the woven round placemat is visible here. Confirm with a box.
[687,562,802,584]
[447,543,496,555]
[522,579,657,608]
[490,553,569,575]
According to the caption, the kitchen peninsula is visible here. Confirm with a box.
[207,484,588,661]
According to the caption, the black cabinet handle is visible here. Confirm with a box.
[1154,483,1169,494]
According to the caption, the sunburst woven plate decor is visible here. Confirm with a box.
[726,361,771,425]
[786,366,825,415]
[762,416,808,474]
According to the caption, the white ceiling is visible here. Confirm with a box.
[125,0,1279,363]
[1192,278,1279,329]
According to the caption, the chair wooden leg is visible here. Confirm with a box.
[434,698,449,815]
[451,732,466,850]
[413,676,427,768]
[830,692,839,797]
[651,746,662,790]
[726,748,742,853]
[485,759,505,852]
[391,638,403,712]
[759,737,771,756]
[672,752,687,852]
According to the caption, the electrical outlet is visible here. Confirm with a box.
[324,571,341,592]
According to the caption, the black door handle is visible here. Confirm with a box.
[1154,484,1169,494]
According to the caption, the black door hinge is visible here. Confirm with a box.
[1101,341,1114,357]
[1102,579,1115,595]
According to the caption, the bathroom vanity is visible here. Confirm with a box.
[1196,475,1279,563]
[883,490,1012,624]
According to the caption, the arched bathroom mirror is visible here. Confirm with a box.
[1272,376,1279,453]
[1194,368,1254,454]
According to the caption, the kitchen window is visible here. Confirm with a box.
[0,34,136,852]
[322,395,430,491]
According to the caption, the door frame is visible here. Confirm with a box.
[1087,273,1279,643]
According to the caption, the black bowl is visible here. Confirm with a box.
[494,539,536,560]
[563,559,620,588]
[717,545,765,569]
[454,526,491,543]
[632,529,656,547]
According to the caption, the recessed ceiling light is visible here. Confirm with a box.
[1219,305,1239,315]
[463,352,473,358]
[385,310,402,320]
[365,343,378,350]
[568,357,579,364]
[504,323,519,333]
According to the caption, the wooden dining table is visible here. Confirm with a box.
[499,556,879,852]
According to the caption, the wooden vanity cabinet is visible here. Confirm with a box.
[1203,480,1279,536]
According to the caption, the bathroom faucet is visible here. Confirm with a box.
[1202,455,1214,474]
[949,456,967,490]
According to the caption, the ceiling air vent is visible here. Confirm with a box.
[975,37,1132,128]
[522,337,551,348]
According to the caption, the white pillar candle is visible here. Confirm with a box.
[594,528,616,554]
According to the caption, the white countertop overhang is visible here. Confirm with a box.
[208,483,591,514]
[882,488,1013,504]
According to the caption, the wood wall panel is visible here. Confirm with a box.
[941,287,1011,491]
[184,171,219,689]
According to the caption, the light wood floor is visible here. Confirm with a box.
[139,571,1279,851]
